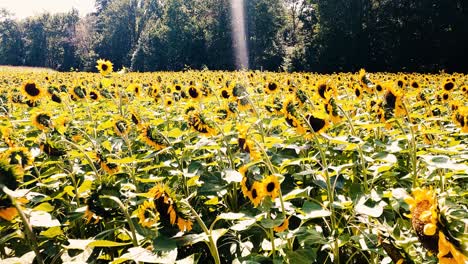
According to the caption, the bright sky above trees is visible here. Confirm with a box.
[0,0,95,19]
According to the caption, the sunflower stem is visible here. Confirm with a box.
[100,195,139,248]
[337,105,369,192]
[4,188,44,264]
[182,199,221,264]
[58,139,101,181]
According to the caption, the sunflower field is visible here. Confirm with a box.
[0,63,467,264]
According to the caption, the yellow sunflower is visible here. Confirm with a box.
[262,175,280,200]
[4,147,33,168]
[137,200,159,228]
[147,184,193,232]
[265,81,280,94]
[96,59,113,76]
[273,216,289,233]
[21,81,43,102]
[32,112,53,131]
[164,96,174,108]
[187,86,202,100]
[437,231,467,264]
[113,117,130,136]
[305,112,329,134]
[140,125,166,150]
[404,187,439,253]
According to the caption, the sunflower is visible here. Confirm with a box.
[96,59,113,76]
[437,231,467,264]
[147,184,193,232]
[88,89,100,101]
[0,161,22,221]
[262,175,280,200]
[249,181,264,207]
[140,125,166,150]
[305,113,329,133]
[20,81,43,102]
[187,86,202,100]
[187,111,215,136]
[113,117,129,136]
[70,85,87,100]
[220,88,231,99]
[126,83,142,97]
[384,86,405,117]
[442,81,455,91]
[404,187,439,253]
[96,152,120,174]
[452,106,468,133]
[214,107,229,121]
[164,96,174,108]
[273,216,289,233]
[374,83,385,94]
[137,200,159,228]
[265,81,279,94]
[354,84,363,99]
[4,147,33,168]
[40,141,66,157]
[32,112,53,131]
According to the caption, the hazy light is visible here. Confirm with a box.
[0,0,96,19]
[230,0,249,70]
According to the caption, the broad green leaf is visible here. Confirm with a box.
[87,240,131,248]
[33,202,54,212]
[40,226,63,238]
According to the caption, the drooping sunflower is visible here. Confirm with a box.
[112,117,130,137]
[187,111,215,136]
[147,184,192,232]
[4,147,33,169]
[21,81,43,102]
[137,200,160,228]
[0,160,22,221]
[437,231,467,264]
[140,125,166,150]
[70,85,87,100]
[32,112,53,131]
[273,216,289,233]
[96,59,113,76]
[96,152,120,175]
[404,188,439,254]
[384,86,405,117]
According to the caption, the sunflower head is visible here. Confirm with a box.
[4,147,33,169]
[113,117,130,136]
[273,216,289,233]
[305,112,329,134]
[32,112,53,131]
[21,81,43,102]
[437,231,467,264]
[96,59,113,76]
[404,187,439,253]
[141,125,166,150]
[137,199,160,228]
[262,175,280,200]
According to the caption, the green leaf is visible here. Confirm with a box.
[299,201,331,220]
[87,240,131,248]
[285,249,317,264]
[40,226,63,238]
[217,212,246,220]
[33,202,55,212]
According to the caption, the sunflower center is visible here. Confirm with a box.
[268,82,277,91]
[221,90,230,99]
[355,88,361,97]
[188,87,199,98]
[318,84,327,99]
[101,64,108,71]
[385,91,397,109]
[444,82,454,91]
[25,83,40,96]
[252,189,258,199]
[308,115,326,132]
[266,182,275,192]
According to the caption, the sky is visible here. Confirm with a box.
[0,0,96,19]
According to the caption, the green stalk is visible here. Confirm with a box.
[100,195,139,248]
[182,199,221,264]
[4,188,44,264]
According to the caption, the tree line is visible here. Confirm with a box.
[1,0,467,73]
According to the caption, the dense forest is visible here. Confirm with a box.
[1,0,467,72]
